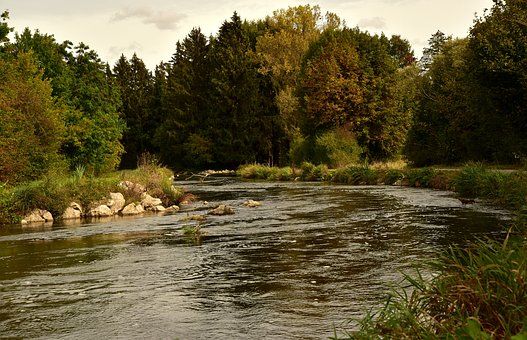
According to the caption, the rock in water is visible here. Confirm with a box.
[62,202,83,220]
[21,209,54,224]
[151,205,166,212]
[86,205,113,218]
[243,200,261,208]
[209,204,235,216]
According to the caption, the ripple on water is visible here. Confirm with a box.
[0,179,510,339]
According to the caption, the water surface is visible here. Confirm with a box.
[0,179,509,339]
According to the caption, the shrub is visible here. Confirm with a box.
[332,166,379,185]
[383,169,405,185]
[406,168,436,187]
[290,129,362,168]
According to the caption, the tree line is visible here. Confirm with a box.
[0,1,525,183]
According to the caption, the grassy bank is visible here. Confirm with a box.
[0,163,184,224]
[238,163,527,210]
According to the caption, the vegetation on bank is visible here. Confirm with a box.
[0,162,183,225]
[337,232,527,339]
[238,163,527,210]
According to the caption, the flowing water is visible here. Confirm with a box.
[0,178,510,339]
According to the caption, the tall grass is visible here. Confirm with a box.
[336,233,527,339]
[454,164,527,210]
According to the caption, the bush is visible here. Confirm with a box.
[454,164,527,209]
[0,53,65,183]
[331,166,379,185]
[290,129,362,168]
[406,167,437,187]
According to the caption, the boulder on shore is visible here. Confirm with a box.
[209,204,235,216]
[86,205,113,218]
[121,203,145,216]
[108,192,126,214]
[243,200,261,208]
[21,209,54,224]
[62,202,83,220]
[151,205,166,212]
[141,193,163,210]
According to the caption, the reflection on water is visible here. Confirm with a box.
[0,179,509,339]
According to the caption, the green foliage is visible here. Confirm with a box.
[0,52,65,183]
[61,44,125,173]
[0,11,12,45]
[298,28,411,160]
[407,2,527,166]
[406,168,437,187]
[113,54,156,168]
[237,164,294,181]
[341,237,527,339]
[9,31,125,174]
[300,162,330,181]
[454,165,527,210]
[331,166,379,185]
[290,129,362,167]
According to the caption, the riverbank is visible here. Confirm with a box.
[0,164,186,225]
[237,163,527,211]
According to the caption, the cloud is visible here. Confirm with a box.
[108,42,144,58]
[358,16,387,29]
[111,6,186,30]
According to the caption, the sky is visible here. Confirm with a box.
[2,0,494,69]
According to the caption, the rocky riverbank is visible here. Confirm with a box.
[20,181,182,225]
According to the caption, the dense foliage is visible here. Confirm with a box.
[1,0,526,183]
[406,0,527,165]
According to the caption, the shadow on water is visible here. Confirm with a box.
[0,178,510,339]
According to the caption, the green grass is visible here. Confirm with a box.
[454,164,527,210]
[0,164,183,224]
[335,231,527,339]
[238,163,526,211]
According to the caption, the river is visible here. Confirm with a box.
[0,178,510,339]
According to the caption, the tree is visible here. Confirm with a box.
[60,43,125,173]
[0,53,64,182]
[155,28,214,168]
[406,39,473,166]
[8,30,125,173]
[208,13,278,167]
[0,11,12,45]
[113,54,155,168]
[298,28,407,161]
[467,0,527,162]
[388,35,416,68]
[420,31,451,71]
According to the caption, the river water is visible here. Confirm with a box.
[0,178,510,339]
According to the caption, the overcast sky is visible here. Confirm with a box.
[3,0,493,69]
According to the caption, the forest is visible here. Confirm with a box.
[1,0,526,185]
